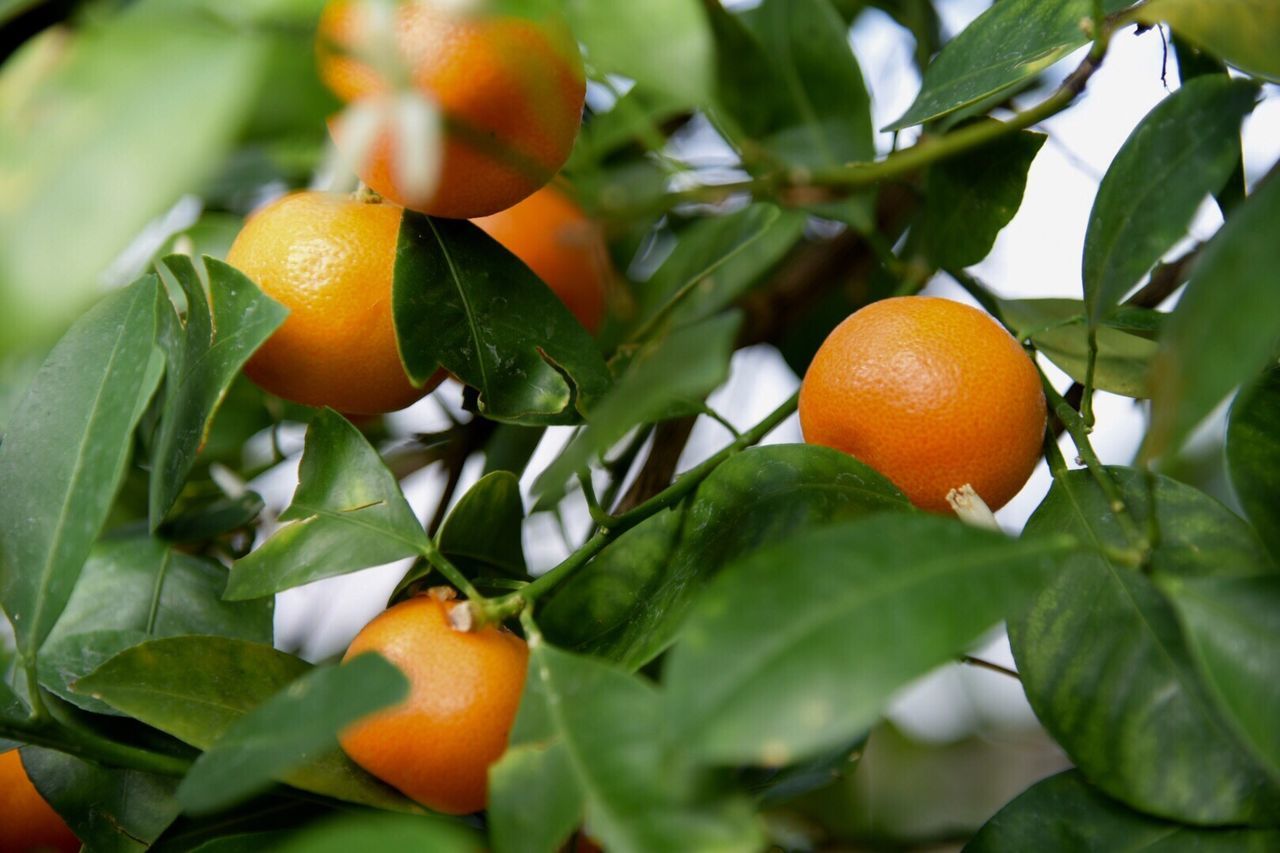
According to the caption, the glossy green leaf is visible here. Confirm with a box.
[0,276,163,657]
[1084,75,1257,327]
[1227,366,1280,561]
[533,312,741,503]
[148,255,287,525]
[23,746,180,852]
[920,127,1046,269]
[394,215,610,424]
[273,812,482,853]
[177,654,408,815]
[887,0,1134,130]
[1134,0,1280,82]
[489,642,763,853]
[1160,575,1280,784]
[75,636,413,811]
[543,445,911,668]
[1002,298,1158,397]
[1010,468,1280,824]
[225,409,428,600]
[1145,171,1280,460]
[967,770,1280,851]
[38,536,272,714]
[665,514,1074,766]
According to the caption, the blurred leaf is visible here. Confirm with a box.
[273,812,482,853]
[149,256,286,526]
[158,213,245,264]
[1083,75,1256,327]
[177,654,408,815]
[23,746,180,853]
[394,215,610,424]
[0,276,163,658]
[1145,171,1280,460]
[1134,0,1280,82]
[1227,366,1280,562]
[533,312,741,504]
[1002,298,1157,397]
[664,514,1073,766]
[967,770,1280,851]
[887,0,1133,130]
[920,127,1046,269]
[489,642,763,853]
[76,636,414,811]
[1010,467,1280,824]
[571,87,691,167]
[225,409,428,600]
[39,536,272,714]
[159,491,266,544]
[1159,575,1280,784]
[482,423,546,479]
[543,445,911,668]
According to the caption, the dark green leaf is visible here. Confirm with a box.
[1083,75,1257,327]
[1134,0,1280,82]
[1010,468,1280,824]
[177,654,408,815]
[39,536,272,713]
[273,812,482,853]
[0,276,163,657]
[1145,171,1280,460]
[664,514,1073,766]
[394,215,610,424]
[887,0,1134,130]
[920,127,1046,269]
[23,746,180,853]
[159,491,266,544]
[967,770,1280,852]
[149,256,287,525]
[225,409,428,600]
[1227,366,1280,561]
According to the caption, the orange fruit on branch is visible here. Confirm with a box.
[227,191,442,415]
[0,749,80,853]
[318,0,586,218]
[339,594,528,814]
[799,296,1046,513]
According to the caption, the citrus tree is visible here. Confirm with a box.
[2,0,1279,850]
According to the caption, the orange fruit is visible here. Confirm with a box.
[799,296,1046,513]
[339,595,529,814]
[317,0,586,218]
[227,191,442,415]
[0,749,80,853]
[473,186,609,332]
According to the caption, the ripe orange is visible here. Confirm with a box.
[0,749,80,853]
[799,296,1046,513]
[317,0,586,218]
[339,595,529,814]
[473,186,609,332]
[227,191,442,415]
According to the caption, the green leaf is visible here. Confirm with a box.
[887,0,1134,131]
[177,654,408,815]
[273,812,482,853]
[489,642,763,853]
[23,746,180,853]
[565,0,713,105]
[1010,468,1280,825]
[159,491,266,544]
[75,636,413,811]
[1002,298,1158,398]
[1145,171,1280,460]
[1083,75,1257,327]
[664,514,1073,766]
[0,276,163,658]
[533,312,741,503]
[225,409,428,600]
[148,256,287,525]
[967,770,1280,851]
[919,127,1046,269]
[1134,0,1280,82]
[542,444,912,669]
[1227,366,1280,561]
[394,215,611,424]
[1159,575,1280,785]
[39,537,271,714]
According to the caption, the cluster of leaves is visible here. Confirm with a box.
[2,0,1280,850]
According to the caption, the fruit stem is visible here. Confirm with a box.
[419,539,483,603]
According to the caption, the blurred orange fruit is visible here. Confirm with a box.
[0,749,79,853]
